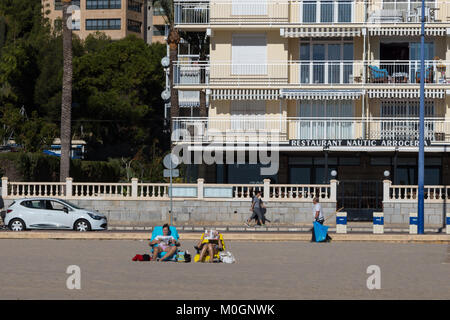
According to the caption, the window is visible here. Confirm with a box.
[381,100,434,118]
[232,34,267,75]
[230,101,266,131]
[86,19,121,30]
[382,0,436,13]
[55,0,80,10]
[86,0,121,9]
[301,1,353,23]
[289,157,337,184]
[380,100,435,141]
[21,200,45,209]
[128,0,142,12]
[72,19,80,30]
[153,5,165,15]
[152,25,166,36]
[232,0,267,15]
[127,19,142,33]
[49,201,68,211]
[300,40,353,84]
[227,164,277,184]
[297,100,354,139]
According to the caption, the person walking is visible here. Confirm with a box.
[245,190,265,227]
[311,197,332,242]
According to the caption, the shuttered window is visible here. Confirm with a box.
[231,34,267,75]
[230,101,266,130]
[232,0,268,15]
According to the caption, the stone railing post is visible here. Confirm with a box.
[1,177,8,198]
[446,211,450,235]
[197,178,204,200]
[336,211,347,234]
[383,179,392,202]
[263,179,271,201]
[131,178,138,198]
[409,212,418,234]
[65,177,72,198]
[373,212,384,234]
[330,179,338,202]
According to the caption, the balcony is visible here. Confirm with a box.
[172,117,450,143]
[174,60,450,86]
[367,1,440,23]
[174,0,450,26]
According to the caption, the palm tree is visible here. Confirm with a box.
[60,0,73,182]
[157,0,180,128]
[182,32,209,118]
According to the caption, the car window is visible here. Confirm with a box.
[50,200,67,211]
[21,200,45,209]
[44,200,54,210]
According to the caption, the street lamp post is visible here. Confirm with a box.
[418,0,426,234]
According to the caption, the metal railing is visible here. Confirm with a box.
[174,60,450,86]
[172,117,450,142]
[174,0,450,25]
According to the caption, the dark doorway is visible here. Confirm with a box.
[337,180,383,221]
[380,42,409,60]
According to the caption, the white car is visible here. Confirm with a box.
[4,198,107,232]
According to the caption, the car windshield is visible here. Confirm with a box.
[56,199,83,210]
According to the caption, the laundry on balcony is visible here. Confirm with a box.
[368,65,390,83]
[415,66,434,83]
[367,9,404,23]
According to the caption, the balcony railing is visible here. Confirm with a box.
[174,0,450,25]
[174,60,450,86]
[172,117,450,143]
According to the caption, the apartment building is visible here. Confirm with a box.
[172,0,450,218]
[42,0,147,41]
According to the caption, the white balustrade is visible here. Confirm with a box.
[388,185,450,202]
[172,117,450,143]
[174,60,450,86]
[270,184,330,201]
[174,1,450,25]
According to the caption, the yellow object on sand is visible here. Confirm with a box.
[194,233,226,263]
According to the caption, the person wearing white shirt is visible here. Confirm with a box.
[311,197,332,242]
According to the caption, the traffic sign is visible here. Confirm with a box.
[164,169,179,178]
[163,153,180,169]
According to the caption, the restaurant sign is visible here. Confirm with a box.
[289,139,432,147]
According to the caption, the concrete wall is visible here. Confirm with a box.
[2,198,336,226]
[383,201,448,227]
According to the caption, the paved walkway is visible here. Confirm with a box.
[0,229,448,243]
[0,240,448,299]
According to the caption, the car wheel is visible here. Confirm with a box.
[74,219,91,232]
[9,218,26,231]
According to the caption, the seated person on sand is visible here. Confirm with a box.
[149,224,180,261]
[195,229,224,263]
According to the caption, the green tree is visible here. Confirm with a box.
[73,36,166,159]
[157,0,180,125]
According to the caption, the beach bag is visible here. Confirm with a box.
[176,252,186,262]
[313,221,329,242]
[219,251,236,264]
